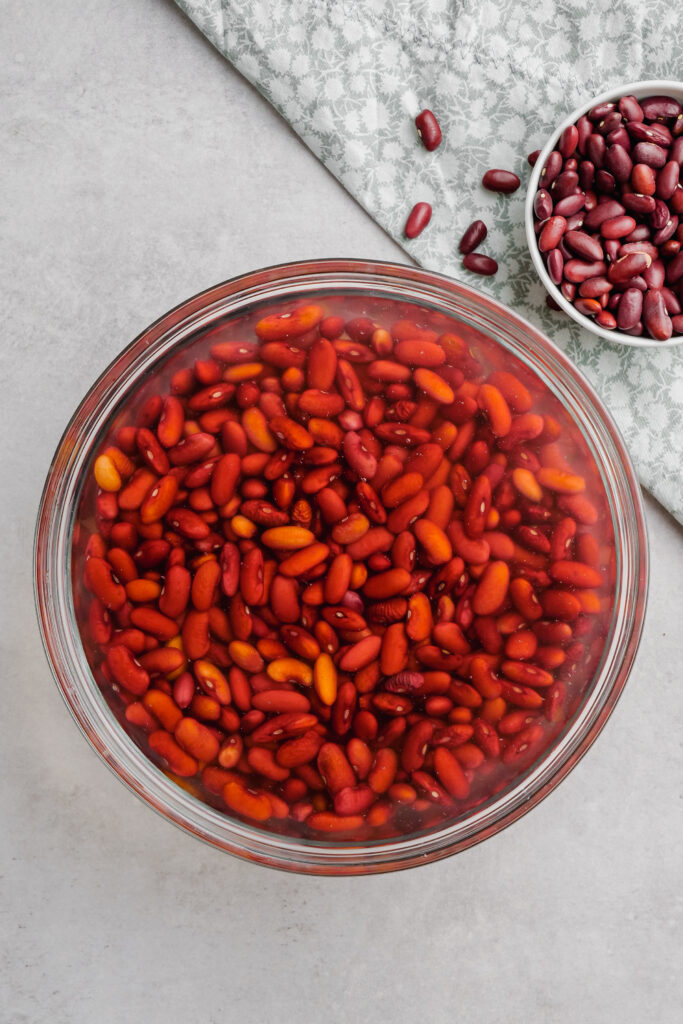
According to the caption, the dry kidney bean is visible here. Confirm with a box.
[619,95,644,122]
[554,194,585,217]
[534,189,553,220]
[534,92,683,338]
[622,194,656,215]
[632,142,668,168]
[415,109,442,151]
[564,230,604,262]
[604,145,632,182]
[641,96,682,120]
[404,202,432,239]
[662,286,682,315]
[559,125,579,159]
[459,220,488,254]
[79,299,615,841]
[538,216,567,253]
[616,288,643,330]
[553,170,579,199]
[643,289,673,340]
[595,309,617,330]
[463,253,498,276]
[565,259,607,283]
[547,249,564,285]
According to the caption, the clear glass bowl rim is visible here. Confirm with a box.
[34,257,649,875]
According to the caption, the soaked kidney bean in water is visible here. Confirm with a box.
[76,297,616,841]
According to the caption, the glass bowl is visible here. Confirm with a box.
[35,258,648,874]
[526,79,683,348]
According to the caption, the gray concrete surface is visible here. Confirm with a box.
[2,2,682,1022]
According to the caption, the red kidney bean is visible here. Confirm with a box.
[624,225,652,244]
[651,198,671,230]
[666,250,683,284]
[563,214,584,234]
[552,171,579,199]
[597,111,623,136]
[539,151,563,188]
[653,215,679,246]
[661,286,682,315]
[482,169,521,194]
[656,161,680,200]
[405,202,432,239]
[577,115,592,153]
[608,251,652,284]
[617,275,648,292]
[583,200,625,230]
[604,144,632,182]
[595,309,617,329]
[415,109,442,151]
[628,120,672,147]
[564,259,607,283]
[459,220,488,254]
[616,287,643,330]
[619,95,644,122]
[538,216,567,252]
[578,276,612,298]
[574,298,601,317]
[527,149,541,166]
[631,163,657,194]
[640,96,682,121]
[534,190,554,220]
[671,138,683,165]
[607,127,631,151]
[559,124,579,158]
[564,230,604,262]
[632,142,668,168]
[555,238,572,264]
[463,253,498,276]
[595,169,616,194]
[622,193,656,215]
[579,160,595,190]
[601,215,637,239]
[619,240,658,259]
[553,194,585,217]
[643,288,673,340]
[643,258,665,289]
[586,134,606,168]
[547,249,564,285]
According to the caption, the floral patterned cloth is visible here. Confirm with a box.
[175,0,683,524]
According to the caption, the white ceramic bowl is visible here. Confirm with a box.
[526,79,683,348]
